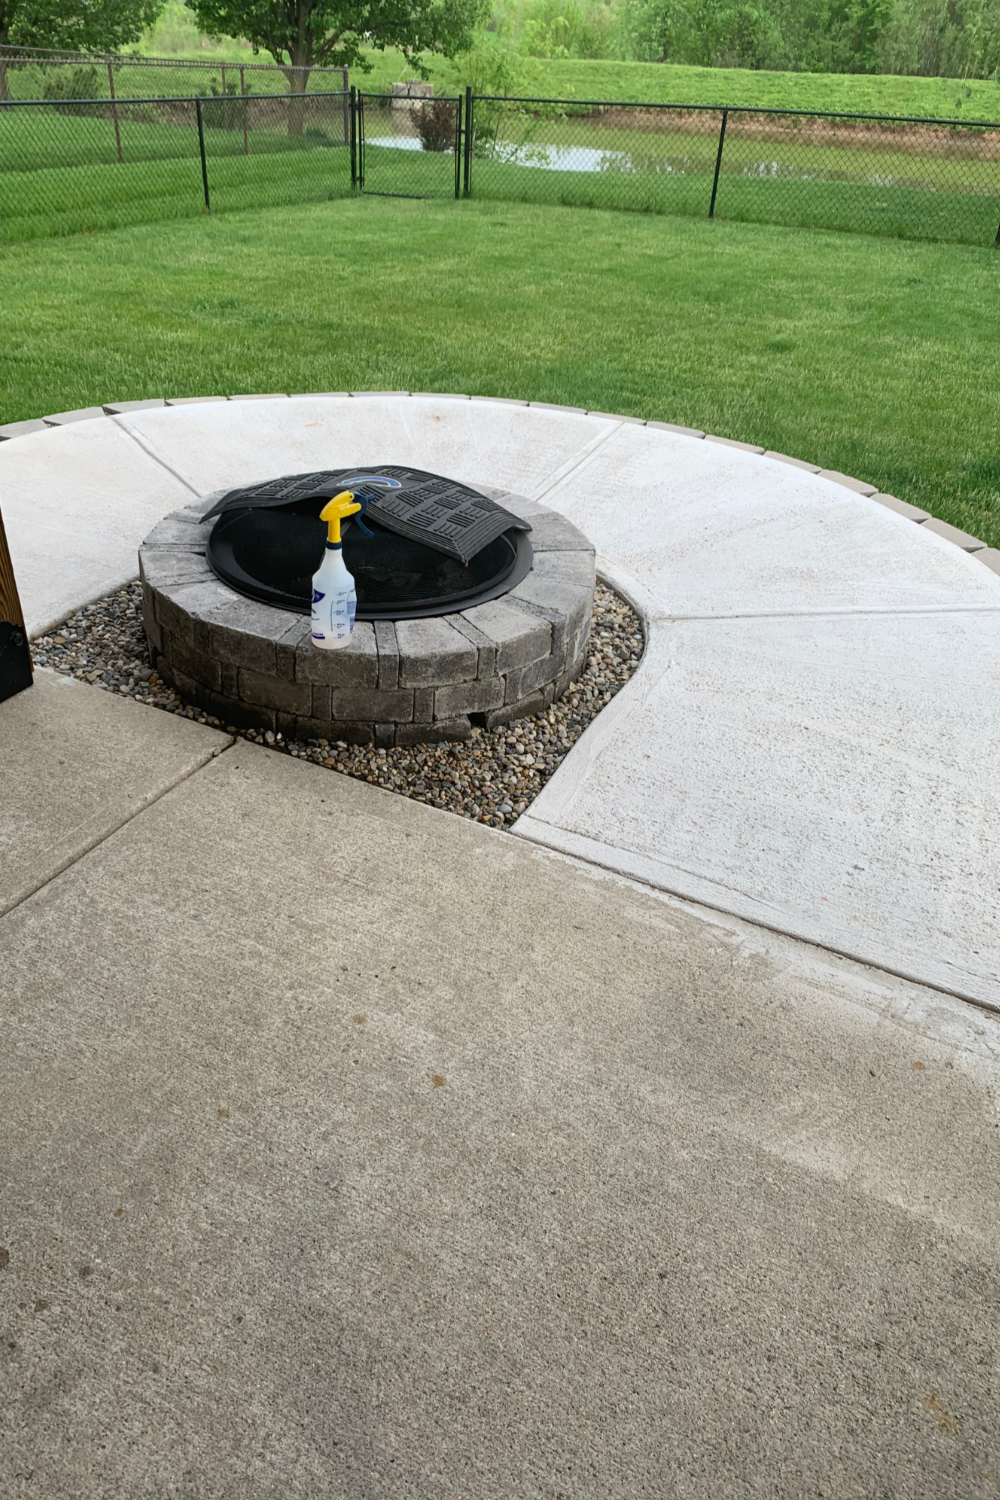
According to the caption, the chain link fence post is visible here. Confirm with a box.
[709,108,727,218]
[107,60,123,165]
[195,97,211,212]
[350,86,358,188]
[464,86,473,197]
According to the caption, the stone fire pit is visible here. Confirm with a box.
[140,486,595,746]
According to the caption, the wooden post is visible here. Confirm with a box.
[0,503,32,703]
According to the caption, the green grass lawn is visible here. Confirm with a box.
[361,52,1000,124]
[1,195,997,546]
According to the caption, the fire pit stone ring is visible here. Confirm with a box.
[140,483,596,746]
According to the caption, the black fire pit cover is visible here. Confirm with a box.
[203,467,535,621]
[204,466,530,566]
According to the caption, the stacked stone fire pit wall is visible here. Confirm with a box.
[140,489,595,747]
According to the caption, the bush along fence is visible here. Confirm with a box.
[0,45,349,103]
[2,83,999,247]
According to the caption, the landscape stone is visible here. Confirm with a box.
[921,516,986,550]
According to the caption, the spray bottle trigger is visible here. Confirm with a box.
[351,490,375,538]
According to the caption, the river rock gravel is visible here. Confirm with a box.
[31,582,643,830]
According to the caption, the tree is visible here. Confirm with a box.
[0,0,165,51]
[189,0,489,104]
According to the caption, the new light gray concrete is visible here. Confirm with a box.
[0,418,194,637]
[0,669,229,917]
[2,396,998,1014]
[2,733,1000,1499]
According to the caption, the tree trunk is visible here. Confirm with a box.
[282,27,313,136]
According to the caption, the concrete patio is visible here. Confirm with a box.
[2,396,999,1495]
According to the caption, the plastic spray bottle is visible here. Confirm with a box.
[311,491,363,650]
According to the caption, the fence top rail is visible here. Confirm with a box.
[0,90,350,107]
[358,90,462,100]
[0,45,346,73]
[473,93,1000,131]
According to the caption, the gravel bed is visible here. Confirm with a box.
[31,582,643,829]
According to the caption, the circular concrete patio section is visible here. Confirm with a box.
[2,392,999,1012]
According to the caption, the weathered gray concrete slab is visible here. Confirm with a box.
[1,741,999,1498]
[0,669,229,916]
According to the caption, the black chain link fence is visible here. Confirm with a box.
[0,45,348,102]
[3,81,998,247]
[0,90,350,241]
[463,96,1000,247]
[356,91,464,199]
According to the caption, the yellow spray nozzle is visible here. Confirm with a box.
[319,490,362,546]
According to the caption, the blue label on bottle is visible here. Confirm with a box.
[312,588,325,603]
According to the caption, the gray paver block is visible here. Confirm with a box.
[459,598,552,672]
[763,451,822,474]
[818,470,878,497]
[522,512,594,553]
[509,575,592,656]
[585,412,646,425]
[395,716,471,745]
[411,393,470,400]
[239,668,311,716]
[275,618,311,681]
[921,517,986,551]
[435,677,504,718]
[0,418,50,440]
[331,686,413,722]
[470,396,529,406]
[228,393,288,401]
[483,689,547,729]
[154,582,237,648]
[289,392,350,399]
[528,402,587,415]
[375,621,400,689]
[0,417,49,438]
[975,547,1000,577]
[504,655,558,703]
[103,399,167,414]
[412,687,434,720]
[529,551,596,587]
[706,435,766,455]
[646,421,706,438]
[350,391,410,398]
[295,622,378,688]
[871,493,932,523]
[43,407,107,425]
[165,396,227,406]
[395,617,478,687]
[140,549,212,591]
[169,639,222,694]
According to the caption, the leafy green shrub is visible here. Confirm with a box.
[42,66,101,115]
[415,98,458,149]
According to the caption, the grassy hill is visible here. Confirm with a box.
[358,53,1000,122]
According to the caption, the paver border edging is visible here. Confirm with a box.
[1,393,996,577]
